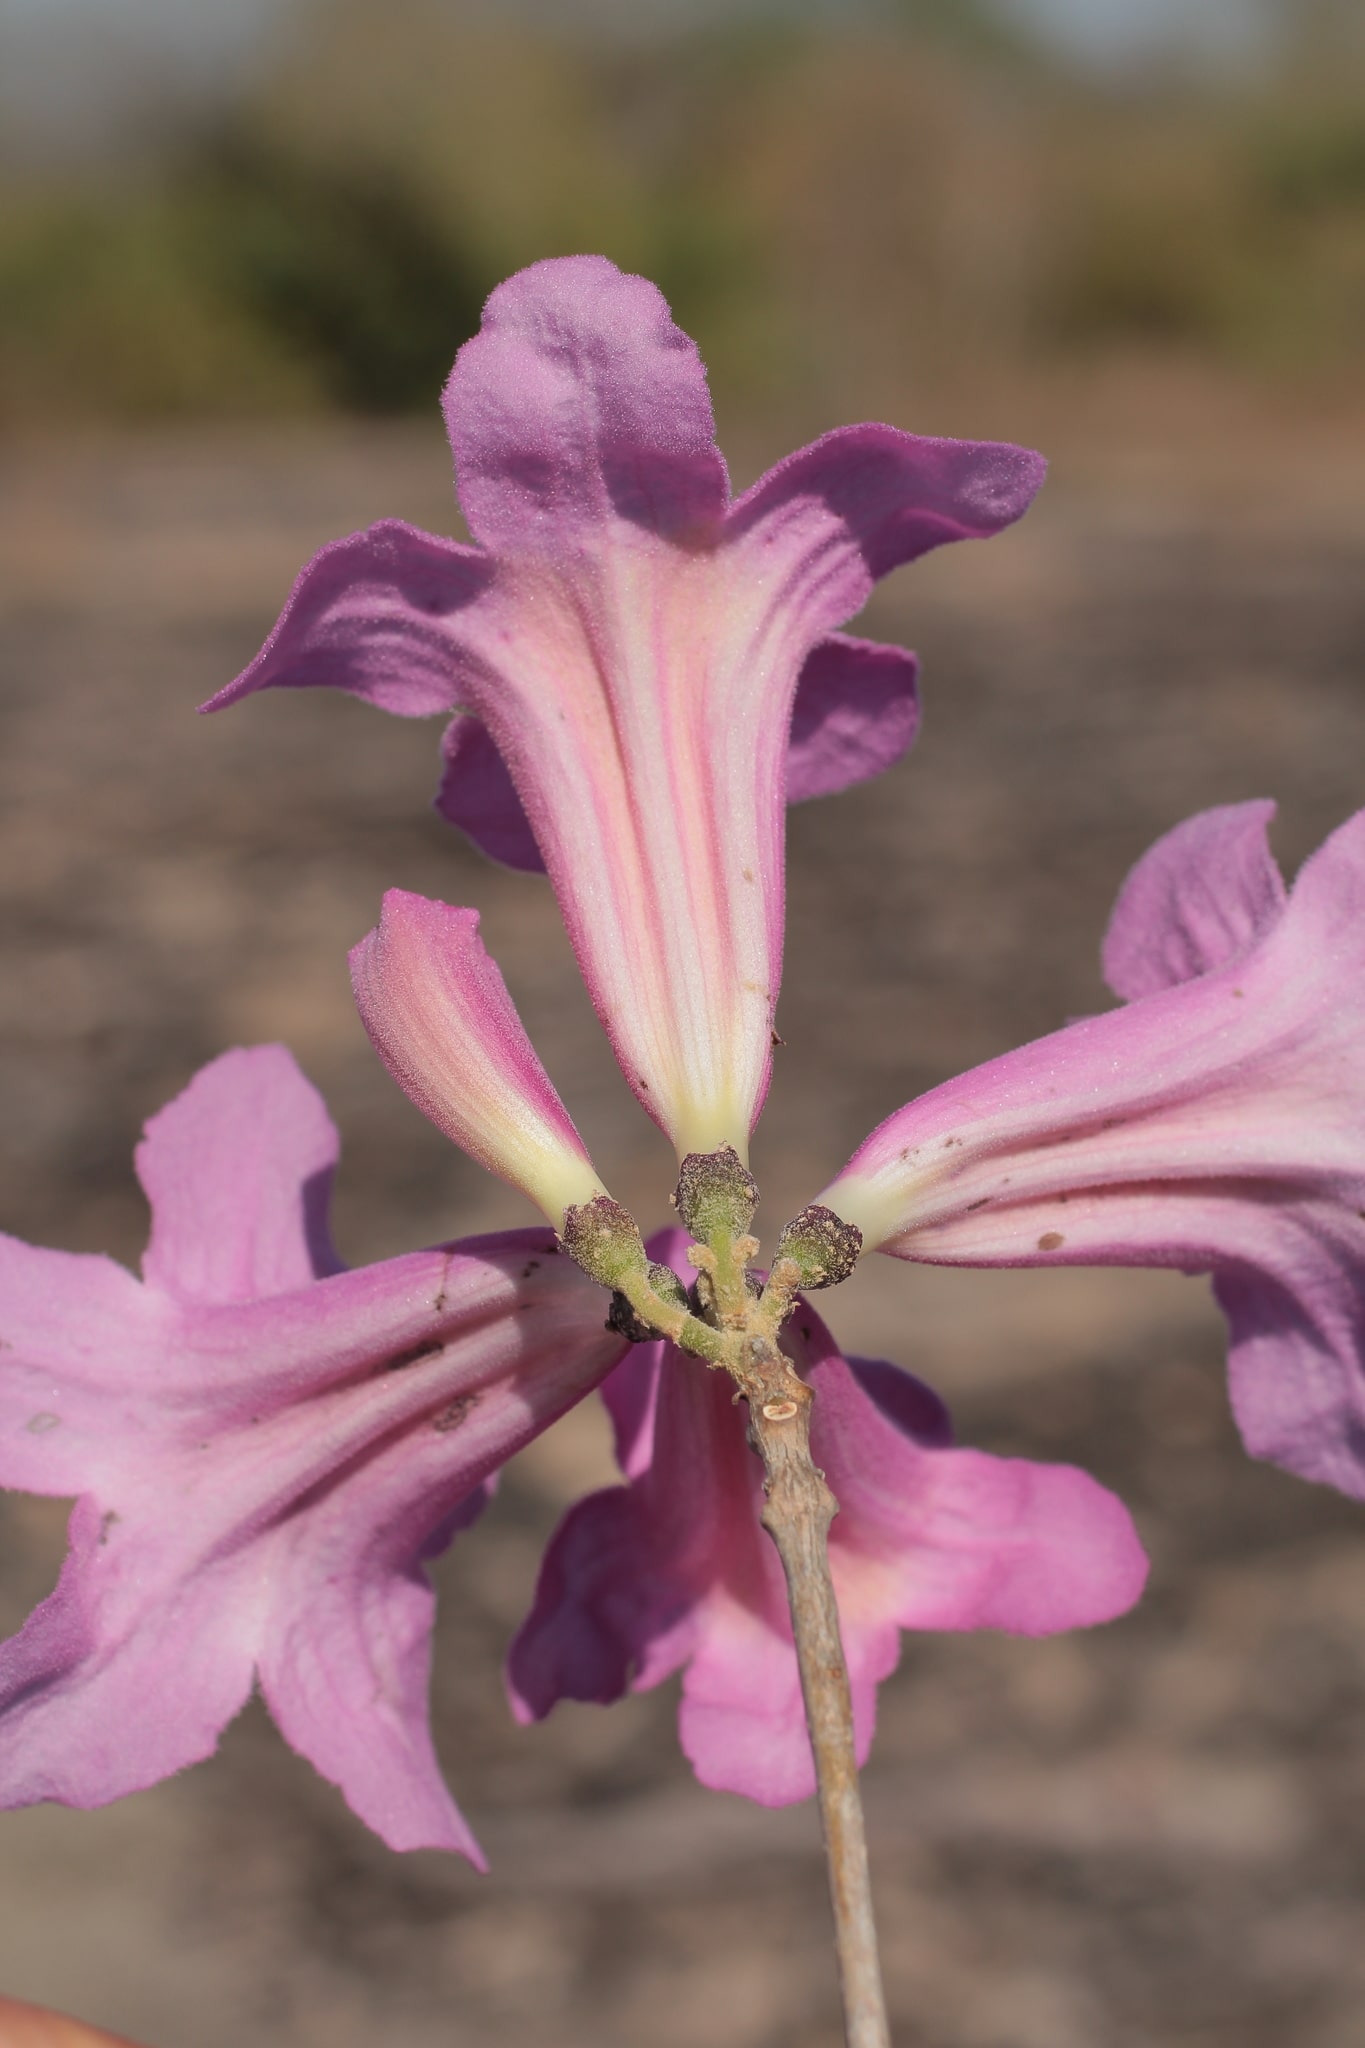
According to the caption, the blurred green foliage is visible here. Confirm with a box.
[183,132,489,411]
[1,0,1363,427]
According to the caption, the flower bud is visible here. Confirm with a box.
[672,1144,759,1242]
[771,1204,863,1289]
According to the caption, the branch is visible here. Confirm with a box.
[747,1368,892,2048]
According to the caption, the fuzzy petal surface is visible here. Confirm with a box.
[442,255,729,551]
[785,634,921,802]
[350,891,605,1226]
[507,1234,1144,1805]
[1102,798,1287,1000]
[207,256,1041,1154]
[138,1043,343,1299]
[822,804,1365,1498]
[435,713,544,873]
[0,1048,626,1858]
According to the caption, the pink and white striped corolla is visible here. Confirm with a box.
[205,255,1044,1160]
[819,803,1365,1502]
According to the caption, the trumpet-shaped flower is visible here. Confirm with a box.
[0,1046,626,1862]
[819,802,1365,1500]
[205,255,1044,1157]
[508,1234,1147,1803]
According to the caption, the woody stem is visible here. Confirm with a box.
[746,1356,892,2048]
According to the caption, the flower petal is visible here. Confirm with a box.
[0,1116,542,1503]
[202,519,493,717]
[822,807,1365,1496]
[0,1240,165,1495]
[1102,799,1287,1000]
[1215,1256,1365,1499]
[259,1489,490,1861]
[350,892,606,1226]
[256,1252,625,1857]
[138,1044,342,1302]
[822,1353,1147,1639]
[443,255,729,552]
[509,1243,1144,1807]
[726,422,1046,646]
[785,634,920,802]
[434,712,545,872]
[0,1495,259,1810]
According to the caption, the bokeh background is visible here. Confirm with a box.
[1,2,1365,2043]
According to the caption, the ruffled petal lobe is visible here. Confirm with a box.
[138,1042,342,1300]
[1102,799,1287,999]
[443,254,730,550]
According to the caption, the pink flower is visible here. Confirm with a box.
[819,802,1365,1500]
[0,1046,625,1862]
[509,1232,1147,1803]
[205,255,1043,1158]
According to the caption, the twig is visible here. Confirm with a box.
[747,1359,892,2048]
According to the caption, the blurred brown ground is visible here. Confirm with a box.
[0,379,1363,2048]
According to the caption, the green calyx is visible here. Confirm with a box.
[770,1204,863,1291]
[559,1195,648,1290]
[562,1178,860,1375]
[671,1144,759,1242]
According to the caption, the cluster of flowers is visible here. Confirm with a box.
[2,258,1361,1868]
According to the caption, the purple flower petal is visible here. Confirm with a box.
[508,1234,1145,1807]
[0,1494,259,1811]
[0,1240,163,1496]
[786,634,920,802]
[822,805,1365,1499]
[443,255,730,551]
[138,1043,342,1301]
[727,423,1046,642]
[0,1051,626,1857]
[435,714,545,873]
[1102,799,1287,1000]
[203,520,492,719]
